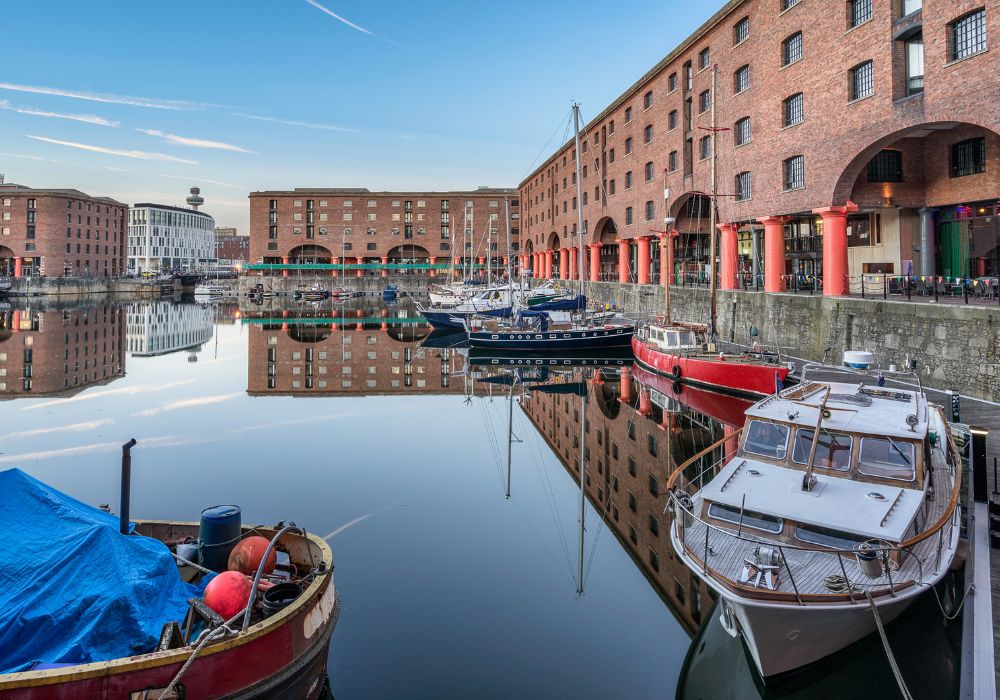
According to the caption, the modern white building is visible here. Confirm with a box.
[127,202,215,274]
[125,300,214,357]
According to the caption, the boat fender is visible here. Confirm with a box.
[204,571,253,619]
[671,364,682,378]
[228,535,277,576]
[672,381,683,395]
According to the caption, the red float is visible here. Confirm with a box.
[204,570,252,619]
[228,535,277,575]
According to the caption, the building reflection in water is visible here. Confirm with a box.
[0,302,125,398]
[516,363,749,635]
[125,301,214,358]
[246,303,465,396]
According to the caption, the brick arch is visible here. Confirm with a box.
[386,325,431,343]
[668,191,717,224]
[831,120,1000,206]
[288,244,333,263]
[546,232,560,250]
[592,216,618,244]
[522,239,534,256]
[387,244,430,260]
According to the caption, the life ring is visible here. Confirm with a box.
[672,364,682,378]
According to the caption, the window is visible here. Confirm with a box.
[734,117,751,145]
[643,124,653,144]
[625,207,634,225]
[950,10,987,61]
[648,514,660,536]
[735,172,752,202]
[644,161,655,181]
[624,106,633,123]
[698,47,710,70]
[951,138,986,177]
[902,0,922,16]
[784,156,805,190]
[795,524,867,550]
[698,90,711,113]
[792,429,853,471]
[734,65,750,94]
[858,437,916,481]
[609,179,616,195]
[625,171,633,189]
[782,32,803,66]
[684,61,693,90]
[734,16,749,45]
[643,90,653,109]
[783,93,804,126]
[868,150,903,182]
[708,503,783,533]
[668,110,678,131]
[743,419,787,458]
[669,151,678,172]
[625,137,633,155]
[609,148,615,163]
[699,135,711,160]
[608,120,615,135]
[644,200,655,221]
[905,33,924,95]
[849,0,872,28]
[668,72,677,92]
[781,0,800,9]
[850,61,874,100]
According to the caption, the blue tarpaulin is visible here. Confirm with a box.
[0,468,210,673]
[530,294,587,312]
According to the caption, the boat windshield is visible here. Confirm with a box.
[858,437,916,481]
[794,524,868,550]
[743,420,789,460]
[708,503,784,533]
[654,329,698,348]
[791,428,853,471]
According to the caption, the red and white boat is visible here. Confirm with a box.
[632,323,791,399]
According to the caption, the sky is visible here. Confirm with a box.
[1,0,711,232]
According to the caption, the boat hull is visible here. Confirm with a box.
[632,338,789,398]
[469,326,634,350]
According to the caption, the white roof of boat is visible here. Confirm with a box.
[747,381,927,440]
[701,458,921,542]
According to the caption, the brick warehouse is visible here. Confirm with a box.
[518,0,1000,296]
[247,188,519,276]
[0,183,128,278]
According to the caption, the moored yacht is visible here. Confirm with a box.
[667,376,962,680]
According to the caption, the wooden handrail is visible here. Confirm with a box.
[666,428,742,491]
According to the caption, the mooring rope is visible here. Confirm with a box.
[157,608,246,699]
[865,592,914,700]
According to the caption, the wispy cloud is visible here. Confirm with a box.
[26,135,198,164]
[303,0,375,36]
[232,112,358,134]
[229,412,359,434]
[0,151,75,165]
[0,82,212,111]
[104,166,131,172]
[134,392,243,417]
[2,419,115,441]
[0,435,222,465]
[0,99,119,127]
[158,173,246,190]
[24,380,196,411]
[137,128,254,153]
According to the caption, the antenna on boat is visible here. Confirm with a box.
[802,386,832,492]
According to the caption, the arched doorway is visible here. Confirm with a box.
[669,193,716,285]
[592,217,619,281]
[387,244,430,277]
[832,121,1000,281]
[0,246,17,278]
[288,245,333,265]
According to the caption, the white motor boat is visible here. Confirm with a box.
[667,372,962,680]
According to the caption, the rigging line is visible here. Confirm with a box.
[476,396,507,489]
[510,493,576,584]
[520,108,575,184]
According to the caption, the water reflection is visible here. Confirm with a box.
[125,300,214,358]
[0,302,125,398]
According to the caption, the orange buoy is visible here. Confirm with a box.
[204,571,252,619]
[227,536,277,576]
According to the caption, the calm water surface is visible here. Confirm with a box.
[0,298,961,699]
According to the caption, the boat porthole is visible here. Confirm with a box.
[867,492,887,501]
[786,629,801,641]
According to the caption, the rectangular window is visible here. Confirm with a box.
[850,61,874,100]
[858,437,916,481]
[735,172,752,202]
[699,135,711,160]
[668,151,678,172]
[791,428,853,471]
[708,503,784,533]
[625,171,633,189]
[743,419,788,458]
[783,155,805,190]
[644,161,655,181]
[734,65,750,94]
[625,207,634,225]
[734,117,751,145]
[625,137,633,155]
[902,0,922,16]
[783,32,803,66]
[698,90,711,113]
[643,90,653,109]
[781,0,800,9]
[950,10,987,61]
[668,110,678,130]
[906,35,925,95]
[784,93,804,126]
[951,138,986,177]
[868,150,903,182]
[734,16,749,44]
[644,200,655,221]
[698,47,710,70]
[668,73,677,92]
[624,106,633,123]
[849,0,872,28]
[643,125,653,144]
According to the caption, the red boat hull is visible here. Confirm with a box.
[631,337,789,399]
[630,364,752,428]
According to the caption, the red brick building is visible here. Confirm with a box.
[214,227,249,267]
[0,304,126,397]
[519,0,1000,295]
[247,188,519,275]
[0,183,127,278]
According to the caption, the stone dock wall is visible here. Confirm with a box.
[7,277,162,298]
[583,281,1000,403]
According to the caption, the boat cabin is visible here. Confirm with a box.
[642,323,705,352]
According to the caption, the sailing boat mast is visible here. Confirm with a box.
[573,103,585,300]
[577,373,587,595]
[663,171,672,326]
[708,65,718,336]
[572,103,588,595]
[487,216,494,287]
[505,375,514,499]
[504,196,513,302]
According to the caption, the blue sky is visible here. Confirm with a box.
[1,0,709,231]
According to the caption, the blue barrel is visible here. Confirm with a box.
[199,505,242,572]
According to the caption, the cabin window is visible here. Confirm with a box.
[743,420,789,460]
[791,429,853,471]
[708,503,783,534]
[794,524,867,550]
[858,438,916,481]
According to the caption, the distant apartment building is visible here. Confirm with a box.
[215,227,249,267]
[125,301,214,357]
[127,199,215,275]
[247,187,519,272]
[0,182,127,278]
[519,0,1000,293]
